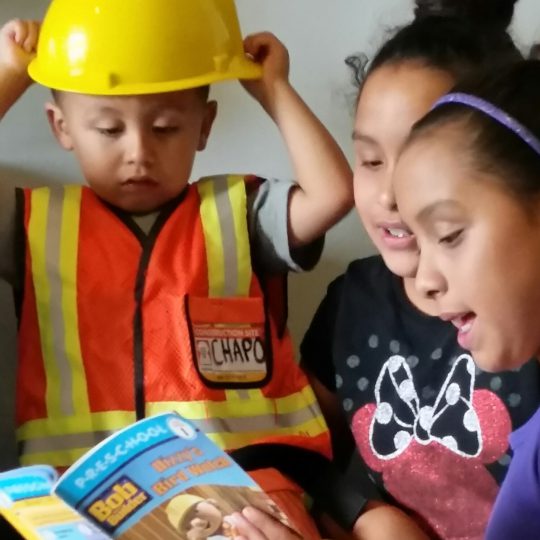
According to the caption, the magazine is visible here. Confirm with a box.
[0,413,291,539]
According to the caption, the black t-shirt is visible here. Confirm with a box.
[301,256,540,540]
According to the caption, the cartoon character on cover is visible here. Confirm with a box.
[351,355,512,538]
[166,494,233,540]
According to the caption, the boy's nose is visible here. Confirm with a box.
[125,130,154,167]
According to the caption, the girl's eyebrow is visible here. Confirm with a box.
[417,199,462,223]
[352,130,379,146]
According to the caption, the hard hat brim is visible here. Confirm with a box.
[28,57,262,95]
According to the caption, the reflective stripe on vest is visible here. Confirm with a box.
[198,177,265,405]
[28,186,90,420]
[19,386,327,466]
[197,175,252,298]
[19,178,329,467]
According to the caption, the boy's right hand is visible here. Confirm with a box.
[0,19,40,82]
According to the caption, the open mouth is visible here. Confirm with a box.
[377,223,415,249]
[385,227,412,239]
[449,312,477,349]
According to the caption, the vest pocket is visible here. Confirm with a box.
[185,295,272,389]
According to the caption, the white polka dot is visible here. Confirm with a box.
[347,355,360,368]
[335,374,343,389]
[375,402,394,425]
[498,454,512,467]
[490,377,503,391]
[406,355,419,368]
[445,382,461,406]
[419,406,434,431]
[394,430,412,451]
[431,348,443,360]
[357,377,369,391]
[508,393,522,407]
[398,380,417,403]
[464,409,480,432]
[464,357,476,376]
[442,436,458,452]
[368,335,379,348]
[343,398,354,412]
[390,340,401,354]
[388,355,404,373]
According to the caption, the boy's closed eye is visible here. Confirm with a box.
[95,125,123,136]
[153,124,180,134]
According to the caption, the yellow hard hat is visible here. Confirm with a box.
[28,0,262,95]
[166,494,205,531]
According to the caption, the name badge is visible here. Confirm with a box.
[186,296,271,388]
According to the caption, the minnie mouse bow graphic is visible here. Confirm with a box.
[369,354,482,460]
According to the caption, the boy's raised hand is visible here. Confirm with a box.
[241,32,290,118]
[0,19,39,78]
[0,19,40,119]
[241,32,353,248]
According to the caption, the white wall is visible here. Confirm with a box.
[0,0,539,361]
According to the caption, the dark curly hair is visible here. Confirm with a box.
[347,0,521,89]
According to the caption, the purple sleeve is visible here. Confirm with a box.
[485,407,540,540]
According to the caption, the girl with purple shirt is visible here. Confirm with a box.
[394,59,540,540]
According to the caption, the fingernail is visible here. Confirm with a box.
[242,506,257,519]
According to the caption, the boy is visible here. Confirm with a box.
[0,0,353,537]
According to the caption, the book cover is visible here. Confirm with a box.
[0,413,291,539]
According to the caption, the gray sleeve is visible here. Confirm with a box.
[0,181,16,286]
[247,178,325,274]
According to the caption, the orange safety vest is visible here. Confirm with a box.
[16,176,331,468]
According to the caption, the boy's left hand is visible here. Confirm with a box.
[227,507,301,540]
[241,32,290,116]
[240,32,353,248]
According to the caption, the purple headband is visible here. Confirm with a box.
[432,92,540,156]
